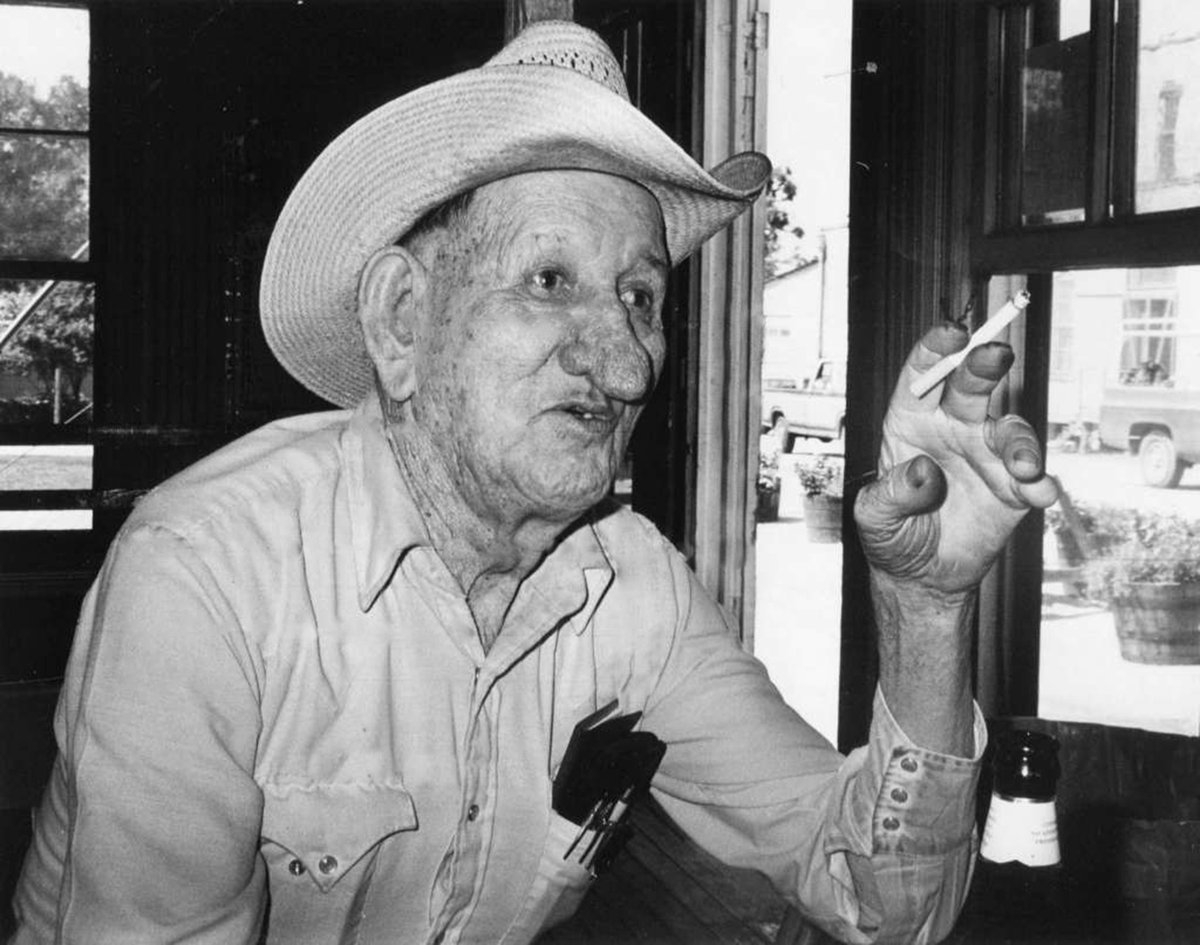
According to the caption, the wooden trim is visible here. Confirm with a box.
[998,4,1029,231]
[972,211,1200,272]
[0,426,91,444]
[0,570,91,599]
[0,260,94,281]
[842,0,985,751]
[981,5,1004,236]
[693,0,767,632]
[1007,270,1054,718]
[1110,0,1138,216]
[0,126,88,138]
[0,490,91,511]
[1086,0,1115,224]
[976,274,1046,719]
[741,0,770,650]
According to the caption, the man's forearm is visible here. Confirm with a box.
[871,569,976,757]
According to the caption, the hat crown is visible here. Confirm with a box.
[487,21,630,101]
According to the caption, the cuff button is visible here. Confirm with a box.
[287,858,306,876]
[318,855,339,874]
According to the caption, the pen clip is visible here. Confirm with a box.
[564,796,608,862]
[563,785,636,871]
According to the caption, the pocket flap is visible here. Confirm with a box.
[262,781,418,892]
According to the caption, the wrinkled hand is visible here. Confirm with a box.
[855,323,1060,597]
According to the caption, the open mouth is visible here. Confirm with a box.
[565,406,608,421]
[557,401,619,433]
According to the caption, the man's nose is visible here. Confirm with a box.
[557,298,656,402]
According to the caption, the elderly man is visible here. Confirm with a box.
[12,21,1056,945]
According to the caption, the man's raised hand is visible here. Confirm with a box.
[855,322,1060,599]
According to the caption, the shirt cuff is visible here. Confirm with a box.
[865,685,986,856]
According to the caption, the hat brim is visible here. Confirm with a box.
[260,63,771,408]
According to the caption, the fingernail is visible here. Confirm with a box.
[1014,448,1038,466]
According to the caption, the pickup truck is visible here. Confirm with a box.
[761,359,846,452]
[1098,381,1200,487]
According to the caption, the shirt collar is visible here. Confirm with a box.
[342,394,615,614]
[343,395,432,611]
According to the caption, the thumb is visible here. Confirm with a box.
[854,456,945,576]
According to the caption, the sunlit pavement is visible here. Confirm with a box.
[753,444,1200,743]
[753,450,843,747]
[1047,444,1200,513]
[1040,581,1200,736]
[1043,445,1200,736]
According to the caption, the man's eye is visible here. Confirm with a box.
[621,286,656,314]
[529,268,567,295]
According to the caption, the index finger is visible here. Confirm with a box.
[894,322,969,413]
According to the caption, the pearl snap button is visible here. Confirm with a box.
[287,858,306,876]
[467,803,480,822]
[882,816,901,831]
[891,788,909,803]
[318,854,338,874]
[900,756,919,773]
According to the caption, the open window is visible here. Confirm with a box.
[0,3,93,532]
[979,0,1200,736]
[842,0,1200,746]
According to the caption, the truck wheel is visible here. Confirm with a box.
[1139,432,1185,488]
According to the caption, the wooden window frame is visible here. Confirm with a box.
[0,1,94,530]
[841,0,1200,745]
[975,0,1200,717]
[976,0,1200,274]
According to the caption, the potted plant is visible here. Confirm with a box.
[756,435,782,523]
[795,453,843,543]
[1083,510,1200,665]
[1044,501,1134,567]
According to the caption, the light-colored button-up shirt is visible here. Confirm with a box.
[13,398,984,945]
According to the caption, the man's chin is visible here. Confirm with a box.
[523,476,614,523]
[547,486,612,521]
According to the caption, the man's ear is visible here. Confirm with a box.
[358,245,425,403]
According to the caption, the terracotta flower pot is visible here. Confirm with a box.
[802,494,842,543]
[756,482,780,523]
[1111,582,1200,665]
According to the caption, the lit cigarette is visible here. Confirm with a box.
[909,290,1031,398]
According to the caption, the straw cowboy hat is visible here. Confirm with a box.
[260,19,772,408]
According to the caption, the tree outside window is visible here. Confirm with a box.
[0,3,93,528]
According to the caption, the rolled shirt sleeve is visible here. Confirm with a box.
[642,553,984,945]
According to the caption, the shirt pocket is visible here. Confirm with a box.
[260,781,418,893]
[499,811,596,944]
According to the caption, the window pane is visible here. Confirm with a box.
[1,279,94,426]
[0,509,91,531]
[1134,1,1200,214]
[0,133,89,260]
[1020,3,1091,225]
[1042,265,1200,737]
[0,444,91,490]
[0,5,89,131]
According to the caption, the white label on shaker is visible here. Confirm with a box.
[980,794,1061,867]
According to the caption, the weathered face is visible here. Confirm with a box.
[408,170,669,527]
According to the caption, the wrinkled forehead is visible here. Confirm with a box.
[466,169,668,259]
